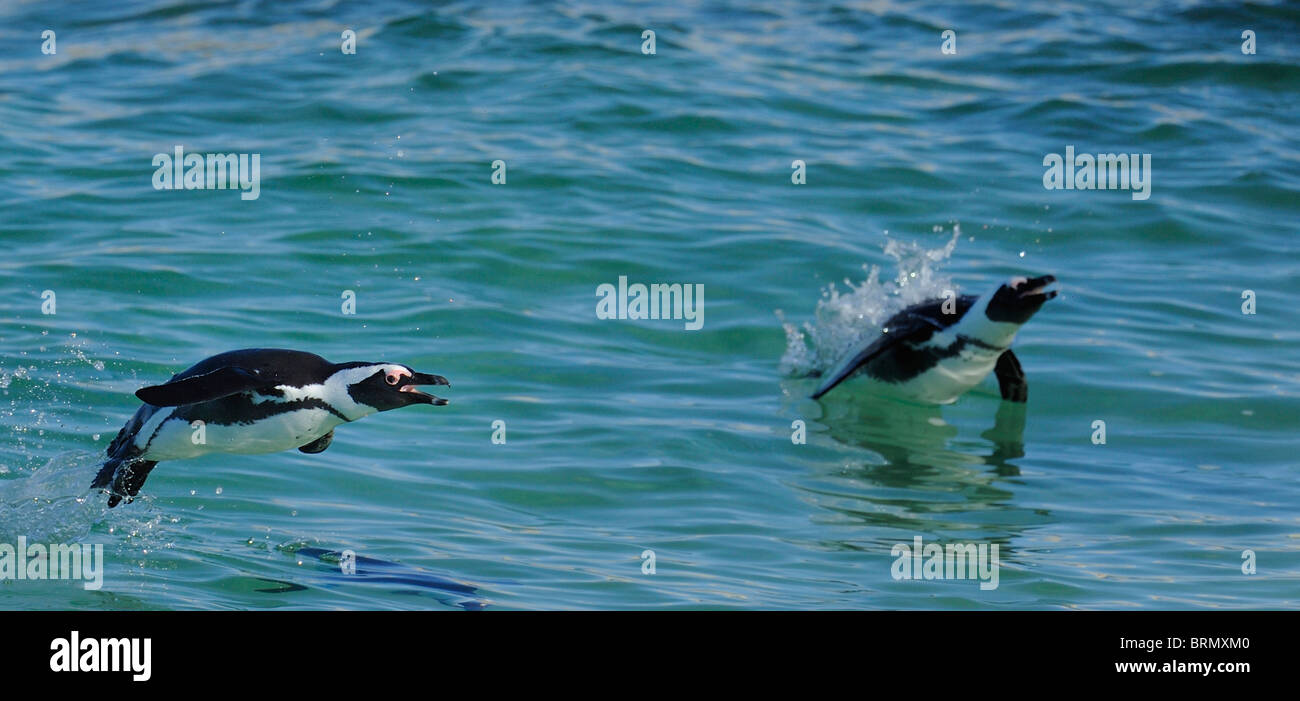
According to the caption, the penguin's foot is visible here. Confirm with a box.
[91,458,159,508]
[994,350,1028,403]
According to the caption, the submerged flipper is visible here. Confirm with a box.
[91,458,160,508]
[994,350,1028,403]
[298,430,334,454]
[135,366,266,406]
[811,333,899,400]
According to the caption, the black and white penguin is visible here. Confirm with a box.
[810,275,1057,405]
[91,348,451,507]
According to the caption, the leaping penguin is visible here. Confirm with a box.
[92,348,451,507]
[810,275,1057,404]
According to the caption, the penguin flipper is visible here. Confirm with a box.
[298,430,334,454]
[135,366,265,406]
[810,302,956,400]
[811,334,898,399]
[994,350,1028,402]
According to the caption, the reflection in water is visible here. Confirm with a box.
[791,384,1048,570]
[982,401,1027,474]
[252,545,488,610]
[819,390,1025,477]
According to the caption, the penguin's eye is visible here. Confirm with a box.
[385,373,401,386]
[1008,276,1028,289]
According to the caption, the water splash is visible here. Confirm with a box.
[1,334,112,475]
[780,227,961,377]
[0,451,103,544]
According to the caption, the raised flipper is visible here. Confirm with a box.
[298,430,334,454]
[135,366,266,406]
[811,334,898,399]
[994,350,1028,402]
[91,458,160,508]
[810,306,950,400]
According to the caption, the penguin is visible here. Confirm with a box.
[810,275,1057,405]
[91,348,451,507]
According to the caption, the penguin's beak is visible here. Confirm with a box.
[1016,275,1058,301]
[399,372,451,406]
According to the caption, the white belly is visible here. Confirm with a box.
[138,408,342,460]
[894,347,1001,404]
[846,345,1001,405]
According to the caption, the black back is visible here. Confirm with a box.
[167,348,336,385]
[810,294,978,399]
[136,349,340,407]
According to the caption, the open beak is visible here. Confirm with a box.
[399,372,451,406]
[1017,274,1058,301]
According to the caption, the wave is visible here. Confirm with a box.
[780,227,961,377]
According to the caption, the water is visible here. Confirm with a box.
[1,0,1298,610]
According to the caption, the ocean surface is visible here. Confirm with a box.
[1,0,1297,610]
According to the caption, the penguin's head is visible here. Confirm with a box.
[984,274,1057,324]
[338,363,451,412]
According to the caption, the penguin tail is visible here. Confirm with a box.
[91,458,159,508]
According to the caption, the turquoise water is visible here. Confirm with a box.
[1,0,1298,610]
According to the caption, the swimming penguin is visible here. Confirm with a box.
[91,348,451,507]
[810,275,1057,404]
